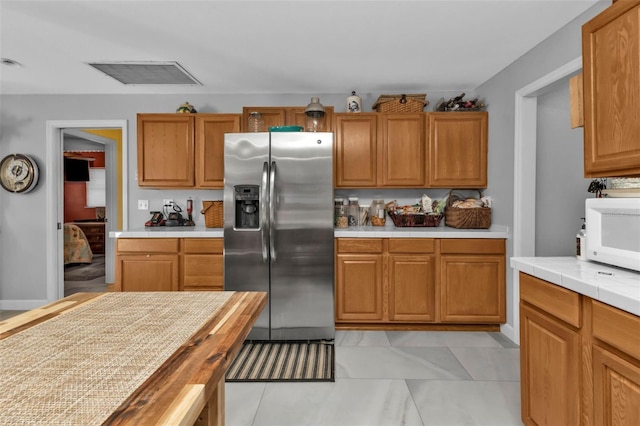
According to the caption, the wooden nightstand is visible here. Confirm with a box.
[74,222,105,254]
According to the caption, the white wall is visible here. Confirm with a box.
[535,80,591,256]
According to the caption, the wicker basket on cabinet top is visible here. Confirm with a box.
[372,94,429,113]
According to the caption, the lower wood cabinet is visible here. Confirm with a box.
[440,239,506,323]
[335,239,384,322]
[335,237,504,327]
[115,238,180,292]
[115,237,223,292]
[388,239,436,322]
[591,300,640,426]
[520,302,581,425]
[519,272,640,426]
[182,238,224,291]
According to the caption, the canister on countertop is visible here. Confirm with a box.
[359,205,370,226]
[334,197,348,228]
[370,199,386,226]
[347,197,359,227]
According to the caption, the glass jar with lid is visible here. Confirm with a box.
[347,197,359,227]
[247,111,265,132]
[370,199,386,226]
[334,197,347,228]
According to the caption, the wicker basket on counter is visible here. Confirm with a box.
[444,190,491,229]
[372,94,429,113]
[201,201,223,228]
[388,211,444,227]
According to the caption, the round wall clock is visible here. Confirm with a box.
[0,153,40,193]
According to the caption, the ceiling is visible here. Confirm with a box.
[0,0,604,96]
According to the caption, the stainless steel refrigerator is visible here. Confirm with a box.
[223,131,334,341]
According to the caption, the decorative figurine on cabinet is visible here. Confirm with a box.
[347,91,361,113]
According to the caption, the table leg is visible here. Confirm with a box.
[194,379,225,426]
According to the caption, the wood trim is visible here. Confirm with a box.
[519,272,581,328]
[440,238,505,254]
[335,323,500,331]
[592,300,640,361]
[117,238,180,253]
[388,238,435,253]
[336,238,384,253]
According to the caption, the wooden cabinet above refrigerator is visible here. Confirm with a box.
[137,113,240,188]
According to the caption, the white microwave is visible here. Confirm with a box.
[585,198,640,272]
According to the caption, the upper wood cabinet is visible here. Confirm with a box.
[137,114,195,188]
[427,112,488,188]
[582,0,640,177]
[379,113,426,187]
[195,114,241,188]
[334,111,487,188]
[569,73,584,129]
[334,113,378,187]
[334,112,426,188]
[242,106,334,132]
[137,113,240,189]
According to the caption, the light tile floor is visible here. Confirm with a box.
[226,330,522,426]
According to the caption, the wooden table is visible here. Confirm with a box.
[0,291,266,425]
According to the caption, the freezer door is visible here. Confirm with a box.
[224,133,270,340]
[269,132,335,341]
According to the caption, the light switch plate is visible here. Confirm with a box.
[138,200,149,210]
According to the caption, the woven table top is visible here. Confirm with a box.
[0,291,234,426]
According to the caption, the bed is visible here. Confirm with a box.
[64,223,93,265]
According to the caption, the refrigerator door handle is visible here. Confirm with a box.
[260,161,269,263]
[269,161,277,262]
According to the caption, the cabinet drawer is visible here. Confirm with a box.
[440,238,505,254]
[183,238,223,254]
[116,238,180,253]
[337,238,384,253]
[520,272,581,328]
[592,300,640,361]
[388,238,435,254]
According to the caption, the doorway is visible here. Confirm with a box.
[509,57,582,344]
[46,120,128,302]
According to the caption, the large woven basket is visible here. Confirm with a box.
[444,190,491,229]
[388,211,444,227]
[201,201,223,228]
[372,94,429,113]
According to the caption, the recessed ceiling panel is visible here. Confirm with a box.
[87,61,201,85]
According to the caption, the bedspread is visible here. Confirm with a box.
[64,223,93,264]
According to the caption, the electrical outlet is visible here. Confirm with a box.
[138,200,149,210]
[163,199,173,206]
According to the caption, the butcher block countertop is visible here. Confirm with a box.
[511,257,640,317]
[110,223,509,239]
[0,291,267,425]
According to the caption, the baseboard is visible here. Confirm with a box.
[0,299,50,310]
[500,323,519,345]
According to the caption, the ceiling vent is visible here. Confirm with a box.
[87,61,201,85]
